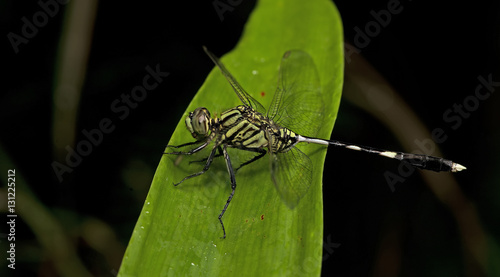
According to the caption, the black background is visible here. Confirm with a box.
[2,0,500,276]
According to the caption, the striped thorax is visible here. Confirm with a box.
[185,105,299,154]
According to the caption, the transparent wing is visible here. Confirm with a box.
[203,46,266,114]
[268,50,323,137]
[270,146,313,209]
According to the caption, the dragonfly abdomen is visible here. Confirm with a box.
[270,126,299,153]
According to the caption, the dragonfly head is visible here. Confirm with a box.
[185,107,211,139]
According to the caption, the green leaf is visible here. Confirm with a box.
[119,0,343,276]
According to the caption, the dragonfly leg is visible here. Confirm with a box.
[189,146,223,165]
[224,145,267,172]
[218,144,236,239]
[189,147,266,171]
[166,140,201,149]
[173,144,218,186]
[235,149,267,173]
[164,139,211,155]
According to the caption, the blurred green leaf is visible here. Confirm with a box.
[119,0,343,276]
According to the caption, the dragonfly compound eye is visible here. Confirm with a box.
[185,107,210,139]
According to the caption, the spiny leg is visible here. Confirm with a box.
[191,147,266,172]
[223,145,267,172]
[189,146,223,165]
[218,144,236,239]
[172,144,218,186]
[164,139,211,156]
[166,140,202,149]
[235,149,267,173]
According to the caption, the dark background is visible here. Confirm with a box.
[2,0,499,276]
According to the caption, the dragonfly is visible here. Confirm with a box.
[165,46,466,239]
